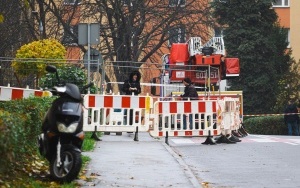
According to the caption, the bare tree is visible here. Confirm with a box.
[2,0,215,89]
[0,0,37,86]
[83,0,214,89]
[90,0,213,62]
[0,0,29,57]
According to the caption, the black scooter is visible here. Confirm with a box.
[38,65,92,182]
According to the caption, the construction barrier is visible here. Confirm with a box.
[81,93,247,143]
[0,85,52,101]
[172,91,243,119]
[0,85,245,143]
[0,85,246,143]
[83,93,153,135]
[149,99,221,137]
[213,97,246,143]
[170,91,247,143]
[219,97,241,134]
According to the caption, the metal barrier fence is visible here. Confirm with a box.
[0,57,163,96]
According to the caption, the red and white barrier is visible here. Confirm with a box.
[83,94,152,132]
[82,93,242,141]
[149,99,221,137]
[219,97,241,134]
[0,86,52,101]
[85,94,150,109]
[0,86,243,141]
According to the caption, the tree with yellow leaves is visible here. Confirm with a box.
[12,39,66,88]
[0,14,4,23]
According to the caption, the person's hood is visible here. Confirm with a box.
[129,71,141,82]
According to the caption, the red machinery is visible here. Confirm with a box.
[165,37,240,85]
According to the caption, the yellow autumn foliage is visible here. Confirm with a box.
[0,14,4,23]
[12,39,66,78]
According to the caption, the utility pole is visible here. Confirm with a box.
[37,0,44,39]
[31,10,43,40]
[39,20,43,40]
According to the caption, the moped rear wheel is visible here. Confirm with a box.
[50,149,82,182]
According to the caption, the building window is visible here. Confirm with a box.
[272,0,289,7]
[63,0,81,5]
[168,26,186,46]
[169,0,186,7]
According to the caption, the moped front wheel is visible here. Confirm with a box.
[50,148,82,183]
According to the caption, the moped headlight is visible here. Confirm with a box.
[57,122,79,133]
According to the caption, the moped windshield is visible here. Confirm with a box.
[65,83,82,101]
[59,102,82,116]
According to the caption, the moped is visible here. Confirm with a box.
[38,65,92,182]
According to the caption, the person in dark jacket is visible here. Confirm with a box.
[180,77,199,129]
[181,77,198,100]
[122,71,141,96]
[122,71,141,125]
[284,99,299,136]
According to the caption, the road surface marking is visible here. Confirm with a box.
[170,136,300,146]
[171,139,195,144]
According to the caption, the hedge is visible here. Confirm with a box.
[0,97,54,174]
[243,115,288,135]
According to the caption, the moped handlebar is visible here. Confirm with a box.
[81,82,94,92]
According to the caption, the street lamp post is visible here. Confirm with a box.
[32,11,43,40]
[39,20,43,40]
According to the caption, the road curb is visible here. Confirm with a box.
[161,142,203,188]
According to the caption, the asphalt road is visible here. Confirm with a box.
[80,132,200,188]
[168,134,300,188]
[79,133,300,188]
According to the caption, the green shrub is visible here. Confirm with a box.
[0,96,99,186]
[39,65,97,93]
[243,115,287,135]
[0,97,54,174]
[0,110,23,172]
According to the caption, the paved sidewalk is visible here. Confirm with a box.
[79,132,201,188]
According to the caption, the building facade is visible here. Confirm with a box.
[273,0,300,62]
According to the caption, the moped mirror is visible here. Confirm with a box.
[46,65,60,84]
[46,65,57,73]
